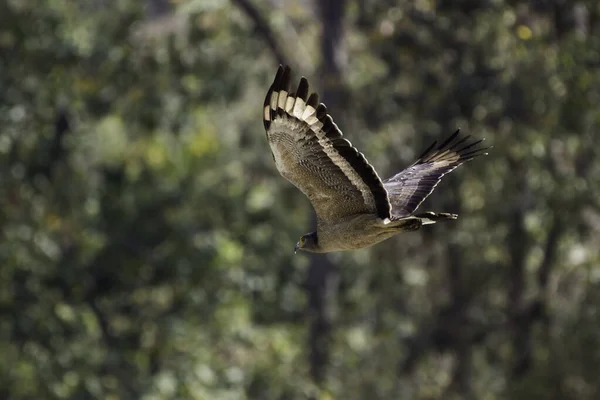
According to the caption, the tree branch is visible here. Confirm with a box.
[232,0,288,66]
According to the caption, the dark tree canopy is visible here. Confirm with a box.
[1,0,600,399]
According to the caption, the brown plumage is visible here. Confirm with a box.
[263,65,489,253]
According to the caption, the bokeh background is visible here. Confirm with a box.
[2,0,600,399]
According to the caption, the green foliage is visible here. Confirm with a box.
[1,0,600,399]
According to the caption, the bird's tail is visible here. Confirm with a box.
[384,212,457,233]
[414,211,458,225]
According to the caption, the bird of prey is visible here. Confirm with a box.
[263,65,488,253]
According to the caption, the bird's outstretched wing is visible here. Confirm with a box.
[383,129,488,218]
[263,65,391,222]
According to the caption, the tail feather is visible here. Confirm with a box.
[414,211,458,225]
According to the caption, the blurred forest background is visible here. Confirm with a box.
[2,0,600,399]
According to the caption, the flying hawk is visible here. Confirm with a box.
[263,65,488,253]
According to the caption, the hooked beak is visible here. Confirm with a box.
[294,242,300,254]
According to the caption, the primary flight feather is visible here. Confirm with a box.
[263,65,489,253]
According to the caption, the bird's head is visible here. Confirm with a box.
[294,231,319,253]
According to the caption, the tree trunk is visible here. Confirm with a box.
[304,0,347,388]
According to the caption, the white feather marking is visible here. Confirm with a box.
[263,106,270,121]
[277,90,288,110]
[420,218,436,225]
[285,97,294,113]
[293,98,305,119]
[382,218,391,225]
[270,92,278,111]
[305,115,319,125]
[309,120,323,131]
[301,105,316,120]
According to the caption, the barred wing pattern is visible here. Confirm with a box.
[263,65,392,222]
[383,129,488,218]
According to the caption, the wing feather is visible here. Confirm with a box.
[383,129,489,218]
[263,65,391,222]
